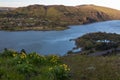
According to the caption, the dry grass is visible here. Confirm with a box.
[62,54,120,80]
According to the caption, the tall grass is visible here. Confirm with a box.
[62,54,120,80]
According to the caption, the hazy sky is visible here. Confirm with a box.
[0,0,120,10]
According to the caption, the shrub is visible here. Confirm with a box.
[48,64,70,80]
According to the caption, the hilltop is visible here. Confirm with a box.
[0,4,120,30]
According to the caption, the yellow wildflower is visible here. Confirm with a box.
[61,64,70,71]
[12,53,17,57]
[50,55,59,63]
[20,52,26,59]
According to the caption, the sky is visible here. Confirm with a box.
[0,0,120,10]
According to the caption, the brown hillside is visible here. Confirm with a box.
[0,4,120,30]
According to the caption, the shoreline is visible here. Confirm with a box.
[0,20,118,31]
[0,26,69,31]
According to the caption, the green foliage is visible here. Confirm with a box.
[49,64,70,80]
[76,32,120,52]
[46,55,61,65]
[27,52,46,66]
[0,48,17,57]
[0,49,70,80]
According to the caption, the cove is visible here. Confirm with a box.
[0,20,120,55]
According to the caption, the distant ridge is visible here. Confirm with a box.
[0,4,120,30]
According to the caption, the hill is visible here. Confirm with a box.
[0,4,120,30]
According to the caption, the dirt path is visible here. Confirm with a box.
[89,48,120,56]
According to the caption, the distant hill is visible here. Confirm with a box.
[0,4,120,30]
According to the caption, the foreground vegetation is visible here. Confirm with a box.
[1,5,120,30]
[0,49,70,80]
[62,54,120,80]
[0,48,120,80]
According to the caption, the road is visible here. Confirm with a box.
[89,48,120,56]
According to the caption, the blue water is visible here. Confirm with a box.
[0,20,120,55]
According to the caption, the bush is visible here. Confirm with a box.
[0,49,70,80]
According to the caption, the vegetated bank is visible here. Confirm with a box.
[0,5,120,31]
[73,32,120,56]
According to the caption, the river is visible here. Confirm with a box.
[0,20,120,55]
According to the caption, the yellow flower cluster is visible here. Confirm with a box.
[12,53,17,57]
[30,53,38,57]
[50,56,59,64]
[60,64,70,71]
[20,52,26,59]
[30,53,46,60]
[40,56,46,61]
[48,64,70,72]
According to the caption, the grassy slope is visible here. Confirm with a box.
[0,50,120,80]
[77,5,120,19]
[62,54,120,80]
[15,4,120,22]
[91,5,120,19]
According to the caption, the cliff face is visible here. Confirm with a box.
[0,4,120,30]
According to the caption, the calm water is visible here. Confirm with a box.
[0,20,120,55]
